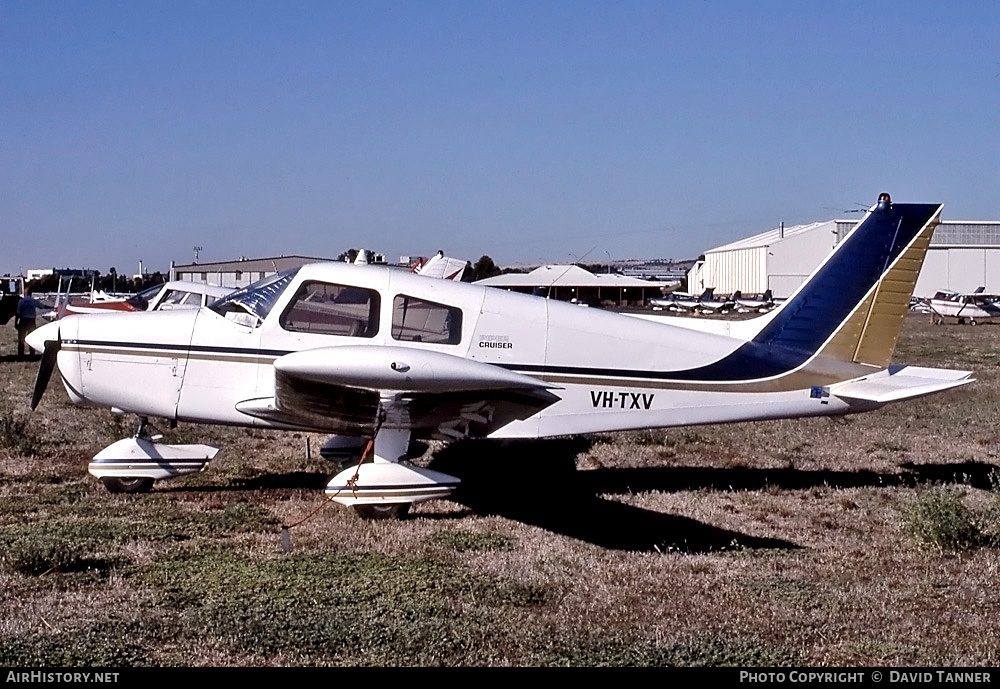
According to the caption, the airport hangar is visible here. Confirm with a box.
[169,252,398,289]
[474,264,668,306]
[686,219,1000,299]
[169,255,333,289]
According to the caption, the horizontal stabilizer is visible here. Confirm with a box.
[830,366,974,405]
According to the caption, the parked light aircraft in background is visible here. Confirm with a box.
[733,289,775,313]
[928,287,1000,325]
[651,288,741,314]
[52,281,233,319]
[649,288,715,312]
[695,289,737,314]
[27,194,973,519]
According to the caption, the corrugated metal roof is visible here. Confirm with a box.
[173,255,333,273]
[930,221,1000,246]
[476,264,661,288]
[707,221,838,253]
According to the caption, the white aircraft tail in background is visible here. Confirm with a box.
[412,251,469,281]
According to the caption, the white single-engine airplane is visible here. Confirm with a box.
[733,289,775,313]
[649,288,721,313]
[927,287,1000,325]
[27,194,973,519]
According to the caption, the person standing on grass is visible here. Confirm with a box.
[15,287,43,360]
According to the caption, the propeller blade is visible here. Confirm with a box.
[30,334,61,411]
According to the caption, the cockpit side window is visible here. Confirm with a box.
[391,295,462,345]
[280,282,380,337]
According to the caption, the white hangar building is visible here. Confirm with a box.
[688,219,1000,299]
[169,255,332,289]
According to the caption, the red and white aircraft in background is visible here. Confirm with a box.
[55,281,233,318]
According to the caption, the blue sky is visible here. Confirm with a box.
[2,1,998,275]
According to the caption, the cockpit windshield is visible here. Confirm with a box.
[125,283,164,311]
[209,268,300,327]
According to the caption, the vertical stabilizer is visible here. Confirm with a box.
[748,194,941,368]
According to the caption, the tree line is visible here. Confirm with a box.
[28,269,166,294]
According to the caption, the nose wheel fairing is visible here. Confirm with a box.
[89,437,219,483]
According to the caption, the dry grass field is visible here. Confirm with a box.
[1,314,999,666]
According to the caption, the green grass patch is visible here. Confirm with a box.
[737,575,822,608]
[130,549,546,664]
[0,500,279,550]
[427,529,515,553]
[904,486,995,552]
[0,620,154,666]
[0,401,41,457]
[530,633,798,667]
[0,535,125,576]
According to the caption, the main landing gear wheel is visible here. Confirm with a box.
[353,503,411,520]
[100,477,154,494]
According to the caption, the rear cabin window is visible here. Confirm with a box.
[280,282,380,337]
[160,290,198,307]
[391,295,462,345]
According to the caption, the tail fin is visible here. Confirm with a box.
[750,193,941,368]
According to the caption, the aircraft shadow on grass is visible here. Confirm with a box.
[160,437,1000,553]
[427,438,798,554]
[427,439,1000,554]
[165,439,999,555]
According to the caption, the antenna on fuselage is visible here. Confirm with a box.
[544,245,598,296]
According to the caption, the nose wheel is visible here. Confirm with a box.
[100,476,154,494]
[353,503,411,520]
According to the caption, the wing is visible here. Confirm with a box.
[235,345,561,438]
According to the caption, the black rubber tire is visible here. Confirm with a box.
[353,503,411,520]
[101,477,154,494]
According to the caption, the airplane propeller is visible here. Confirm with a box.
[30,328,61,411]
